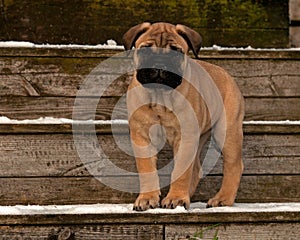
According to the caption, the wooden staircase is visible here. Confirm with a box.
[0,47,299,239]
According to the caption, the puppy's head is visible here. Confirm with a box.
[123,22,202,90]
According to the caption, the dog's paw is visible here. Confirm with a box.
[206,193,235,208]
[133,192,160,211]
[161,194,190,209]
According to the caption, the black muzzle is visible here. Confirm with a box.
[136,47,184,89]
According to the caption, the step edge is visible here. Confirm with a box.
[0,120,299,134]
[0,203,299,225]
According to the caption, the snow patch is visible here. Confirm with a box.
[0,203,299,215]
[203,44,300,51]
[1,116,299,125]
[0,40,124,50]
[0,41,36,48]
[1,41,300,51]
[243,120,300,125]
[0,116,128,125]
[189,202,300,213]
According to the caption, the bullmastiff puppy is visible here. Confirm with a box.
[123,22,244,211]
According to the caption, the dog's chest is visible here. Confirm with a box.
[150,102,179,129]
[148,90,182,127]
[149,91,176,120]
[148,104,179,146]
[150,103,172,116]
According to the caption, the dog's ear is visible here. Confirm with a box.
[123,22,151,50]
[176,24,202,59]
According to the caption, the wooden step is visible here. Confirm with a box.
[0,48,299,121]
[0,203,299,239]
[0,122,299,205]
[0,47,299,238]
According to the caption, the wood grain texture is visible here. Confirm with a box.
[1,48,300,59]
[0,175,299,205]
[1,72,299,97]
[0,132,299,177]
[244,97,300,120]
[1,96,299,121]
[0,48,299,210]
[290,26,300,47]
[290,0,300,21]
[165,223,300,240]
[0,225,163,240]
[1,49,299,121]
[0,223,299,240]
[0,96,128,120]
[1,53,299,97]
[0,122,299,134]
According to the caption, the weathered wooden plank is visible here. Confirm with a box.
[0,57,100,75]
[1,72,299,97]
[0,175,299,205]
[0,225,163,240]
[290,0,300,21]
[0,222,299,240]
[1,55,299,97]
[1,122,299,134]
[243,123,300,134]
[0,96,128,120]
[290,26,300,47]
[1,48,300,59]
[165,223,300,240]
[244,97,300,121]
[0,96,298,120]
[0,133,299,177]
[0,73,130,97]
[218,59,300,77]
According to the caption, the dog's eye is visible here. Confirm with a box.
[170,46,182,52]
[140,44,152,48]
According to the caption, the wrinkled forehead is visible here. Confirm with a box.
[135,25,188,49]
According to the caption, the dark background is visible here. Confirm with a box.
[0,0,289,47]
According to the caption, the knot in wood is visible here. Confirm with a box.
[58,227,74,240]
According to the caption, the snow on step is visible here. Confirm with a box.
[1,41,300,51]
[0,116,299,125]
[1,203,299,216]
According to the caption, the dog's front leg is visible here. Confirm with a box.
[130,121,161,211]
[133,155,161,211]
[161,137,199,209]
